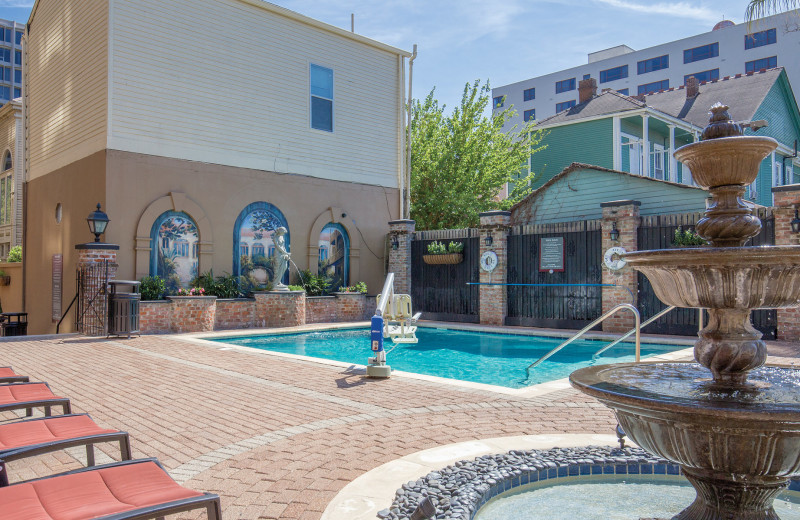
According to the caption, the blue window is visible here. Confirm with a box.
[1,68,8,82]
[745,28,776,49]
[617,88,629,96]
[13,69,19,84]
[684,42,718,63]
[599,65,628,83]
[2,29,9,43]
[0,86,9,100]
[523,109,535,122]
[583,74,591,80]
[684,69,719,84]
[638,80,669,95]
[14,31,22,45]
[493,96,504,108]
[0,49,9,63]
[637,55,669,74]
[556,100,576,112]
[555,78,575,93]
[310,64,333,132]
[13,88,19,98]
[745,56,777,73]
[523,88,535,101]
[14,50,20,66]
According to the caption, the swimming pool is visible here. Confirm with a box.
[210,327,689,389]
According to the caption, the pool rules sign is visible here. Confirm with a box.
[539,237,565,273]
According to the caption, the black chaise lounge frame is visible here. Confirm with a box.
[0,382,71,417]
[0,366,29,384]
[0,413,132,486]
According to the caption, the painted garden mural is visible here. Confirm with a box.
[318,223,348,290]
[235,202,289,286]
[152,211,199,292]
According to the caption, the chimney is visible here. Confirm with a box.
[578,77,597,104]
[686,76,700,98]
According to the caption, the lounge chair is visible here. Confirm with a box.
[0,414,132,486]
[1,458,222,520]
[0,366,29,384]
[0,382,71,417]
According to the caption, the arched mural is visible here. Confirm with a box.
[233,202,289,286]
[150,211,200,292]
[319,223,349,289]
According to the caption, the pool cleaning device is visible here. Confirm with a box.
[367,273,395,378]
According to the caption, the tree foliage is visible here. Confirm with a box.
[410,79,545,230]
[746,0,798,22]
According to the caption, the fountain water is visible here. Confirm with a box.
[570,103,800,520]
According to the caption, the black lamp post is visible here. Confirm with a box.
[610,221,620,242]
[87,203,110,242]
[792,209,800,234]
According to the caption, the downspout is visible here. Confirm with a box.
[405,44,417,220]
[20,31,26,313]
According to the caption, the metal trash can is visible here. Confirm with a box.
[108,281,141,338]
[1,313,27,336]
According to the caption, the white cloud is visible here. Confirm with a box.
[0,1,33,7]
[594,0,719,23]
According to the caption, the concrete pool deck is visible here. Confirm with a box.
[1,324,798,519]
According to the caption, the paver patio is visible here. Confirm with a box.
[1,330,798,519]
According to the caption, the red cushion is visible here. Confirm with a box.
[0,462,204,520]
[0,384,57,405]
[0,367,18,378]
[0,415,117,450]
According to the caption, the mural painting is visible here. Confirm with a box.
[235,203,289,286]
[152,211,199,292]
[319,223,348,289]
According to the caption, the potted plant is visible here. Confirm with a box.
[423,240,464,265]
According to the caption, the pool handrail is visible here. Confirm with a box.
[524,303,641,381]
[590,305,677,360]
[376,273,395,317]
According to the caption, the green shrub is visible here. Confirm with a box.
[426,241,464,255]
[7,245,21,263]
[447,241,464,253]
[140,276,166,300]
[673,227,707,247]
[288,284,305,291]
[338,281,368,293]
[295,269,331,296]
[191,270,252,298]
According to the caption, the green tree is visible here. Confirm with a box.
[410,79,545,230]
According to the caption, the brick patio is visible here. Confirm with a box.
[1,331,798,519]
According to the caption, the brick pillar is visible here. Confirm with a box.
[253,291,306,328]
[166,296,217,333]
[388,220,415,295]
[772,186,800,340]
[600,200,640,333]
[75,243,119,336]
[479,211,511,326]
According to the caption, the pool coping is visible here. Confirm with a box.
[175,321,697,398]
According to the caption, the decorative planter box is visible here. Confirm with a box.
[423,253,463,265]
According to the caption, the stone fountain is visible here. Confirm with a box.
[570,103,800,520]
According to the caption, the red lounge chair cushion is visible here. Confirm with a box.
[0,415,118,450]
[1,461,204,520]
[0,367,19,378]
[0,384,58,405]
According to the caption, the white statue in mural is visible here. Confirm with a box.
[271,227,290,291]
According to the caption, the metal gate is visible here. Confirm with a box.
[637,209,777,339]
[76,261,110,336]
[507,220,603,329]
[411,229,480,322]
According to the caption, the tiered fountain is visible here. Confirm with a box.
[571,103,800,520]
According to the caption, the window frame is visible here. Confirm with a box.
[637,55,669,75]
[745,56,777,73]
[555,78,576,94]
[523,88,535,101]
[599,65,628,84]
[493,95,505,108]
[309,63,334,133]
[684,69,719,84]
[637,79,669,95]
[683,42,719,64]
[745,28,777,50]
[523,109,535,122]
[555,100,576,113]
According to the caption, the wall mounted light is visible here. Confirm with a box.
[792,209,800,234]
[610,221,620,242]
[484,234,494,247]
[86,203,110,243]
[391,235,400,250]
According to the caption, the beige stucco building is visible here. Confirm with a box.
[0,98,21,259]
[24,0,412,334]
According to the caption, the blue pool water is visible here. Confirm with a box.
[210,328,688,389]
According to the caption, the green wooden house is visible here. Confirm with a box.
[528,68,800,207]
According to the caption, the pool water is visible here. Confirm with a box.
[210,327,687,388]
[474,475,800,519]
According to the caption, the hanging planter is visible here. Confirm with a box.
[423,253,464,265]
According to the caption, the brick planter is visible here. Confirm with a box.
[215,298,256,330]
[330,292,367,322]
[140,300,171,334]
[254,291,305,328]
[166,296,217,333]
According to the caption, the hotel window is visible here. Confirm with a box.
[0,86,9,100]
[523,87,535,101]
[2,68,9,82]
[14,50,20,66]
[583,74,591,80]
[14,31,21,45]
[493,96,504,108]
[310,64,333,132]
[555,78,575,93]
[683,42,718,63]
[637,55,669,74]
[745,28,776,49]
[638,79,669,95]
[523,109,535,122]
[617,88,629,95]
[556,100,576,112]
[684,69,719,84]
[2,29,9,43]
[13,68,20,84]
[13,88,19,98]
[599,65,628,83]
[746,56,777,73]
[0,49,9,63]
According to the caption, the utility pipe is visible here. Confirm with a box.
[405,44,417,220]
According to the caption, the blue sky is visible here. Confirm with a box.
[0,0,765,112]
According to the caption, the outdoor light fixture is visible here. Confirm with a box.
[86,203,110,242]
[792,209,800,234]
[485,234,494,247]
[410,497,436,520]
[610,221,620,241]
[391,235,399,250]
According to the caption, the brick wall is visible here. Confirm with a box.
[307,296,337,324]
[601,201,640,333]
[333,293,367,321]
[388,220,415,295]
[167,296,217,333]
[254,291,306,328]
[772,186,800,340]
[215,298,255,330]
[140,301,171,333]
[479,211,510,326]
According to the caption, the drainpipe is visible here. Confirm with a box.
[20,31,26,313]
[405,44,417,220]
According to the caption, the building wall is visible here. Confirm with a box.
[531,119,613,188]
[0,102,21,256]
[27,0,108,180]
[107,0,405,189]
[494,11,800,124]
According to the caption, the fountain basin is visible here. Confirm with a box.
[571,362,800,519]
[674,136,777,188]
[625,246,800,309]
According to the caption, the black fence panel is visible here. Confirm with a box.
[411,230,480,322]
[637,209,776,339]
[507,221,603,329]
